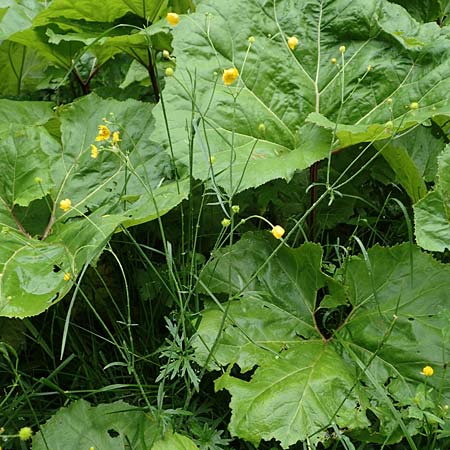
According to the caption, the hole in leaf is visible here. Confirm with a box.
[230,363,256,382]
[107,429,120,438]
[53,265,62,273]
[366,409,380,432]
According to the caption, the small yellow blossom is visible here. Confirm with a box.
[367,64,372,71]
[90,144,99,158]
[90,447,95,450]
[18,427,33,441]
[221,218,231,227]
[162,50,170,59]
[386,98,393,104]
[410,101,419,110]
[59,198,72,212]
[421,365,434,377]
[232,205,240,214]
[330,57,337,64]
[222,67,239,86]
[165,67,174,77]
[271,225,285,239]
[287,36,299,50]
[63,273,71,282]
[112,131,121,144]
[339,45,346,53]
[248,36,255,43]
[95,125,111,142]
[167,12,180,26]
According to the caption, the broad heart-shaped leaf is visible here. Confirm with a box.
[195,233,348,370]
[215,341,368,448]
[0,94,188,317]
[414,145,450,251]
[151,0,450,194]
[31,399,198,450]
[194,235,450,447]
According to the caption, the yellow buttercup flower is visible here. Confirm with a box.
[18,427,33,441]
[112,131,121,144]
[90,144,99,158]
[95,125,111,141]
[271,225,285,239]
[222,67,239,86]
[287,36,299,50]
[421,365,434,377]
[167,12,180,26]
[59,198,72,212]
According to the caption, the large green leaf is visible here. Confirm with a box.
[414,145,450,251]
[0,94,188,317]
[31,399,198,450]
[0,41,49,96]
[195,235,450,447]
[389,0,450,22]
[151,0,450,194]
[0,0,43,40]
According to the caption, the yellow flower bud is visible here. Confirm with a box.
[166,12,180,26]
[330,57,337,64]
[18,427,33,441]
[410,101,419,110]
[90,144,99,158]
[165,67,174,77]
[59,198,72,212]
[287,36,299,50]
[271,225,285,239]
[162,50,170,59]
[112,131,121,144]
[421,365,434,377]
[248,36,255,43]
[222,67,239,86]
[63,272,71,282]
[339,45,346,54]
[221,218,231,227]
